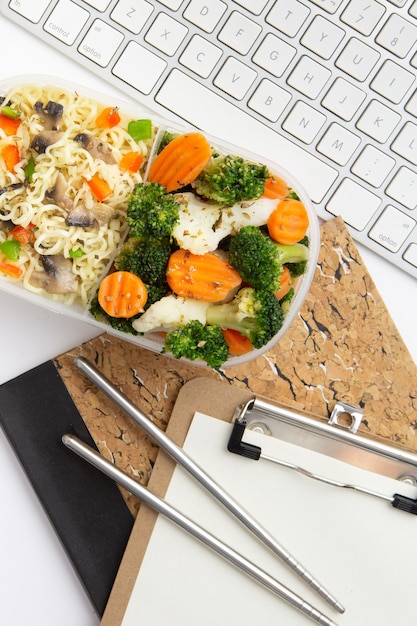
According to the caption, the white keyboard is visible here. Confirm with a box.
[1,0,417,278]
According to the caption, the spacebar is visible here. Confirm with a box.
[156,69,337,203]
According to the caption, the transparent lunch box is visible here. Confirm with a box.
[0,75,320,368]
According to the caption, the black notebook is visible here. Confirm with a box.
[0,360,134,617]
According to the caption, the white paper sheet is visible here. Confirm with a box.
[121,412,417,626]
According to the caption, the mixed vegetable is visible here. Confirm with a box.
[89,130,312,368]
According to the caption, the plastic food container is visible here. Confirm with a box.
[0,75,320,368]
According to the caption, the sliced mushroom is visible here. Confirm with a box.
[30,254,78,294]
[45,172,74,211]
[74,132,116,164]
[65,202,116,228]
[0,182,24,197]
[31,130,63,154]
[34,100,63,130]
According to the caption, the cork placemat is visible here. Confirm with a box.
[54,216,417,517]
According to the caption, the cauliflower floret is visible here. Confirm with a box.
[132,294,210,333]
[172,192,278,255]
[172,193,229,254]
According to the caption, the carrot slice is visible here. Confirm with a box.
[221,328,253,356]
[119,151,144,172]
[147,132,211,192]
[98,270,148,318]
[0,114,21,136]
[166,249,242,302]
[1,144,20,172]
[86,173,112,201]
[263,173,289,200]
[0,261,23,278]
[96,106,121,128]
[267,198,309,245]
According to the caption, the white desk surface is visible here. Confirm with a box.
[0,15,416,626]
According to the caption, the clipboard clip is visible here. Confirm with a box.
[228,399,363,460]
[228,399,417,516]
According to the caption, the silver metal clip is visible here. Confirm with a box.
[328,401,364,433]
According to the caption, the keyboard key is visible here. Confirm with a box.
[82,0,110,10]
[218,11,262,55]
[248,78,291,122]
[287,56,331,99]
[79,19,124,67]
[155,69,338,202]
[179,35,222,78]
[340,0,386,36]
[403,243,417,268]
[300,15,345,59]
[391,121,417,165]
[376,14,417,58]
[145,12,188,56]
[282,100,326,144]
[183,0,227,33]
[386,166,417,210]
[369,205,416,252]
[335,37,380,81]
[8,0,51,23]
[252,33,296,78]
[110,0,153,35]
[308,0,344,13]
[326,179,381,230]
[266,0,310,37]
[350,144,395,187]
[409,1,417,18]
[405,89,417,117]
[356,99,401,142]
[316,122,361,165]
[321,77,366,121]
[232,0,269,14]
[370,60,415,104]
[158,0,183,8]
[112,41,167,94]
[214,57,257,100]
[44,0,89,46]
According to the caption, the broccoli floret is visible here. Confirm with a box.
[228,225,309,292]
[206,287,284,350]
[193,154,269,205]
[157,130,180,154]
[162,320,229,369]
[89,296,140,335]
[114,237,171,310]
[145,283,171,307]
[286,235,310,278]
[115,236,171,305]
[127,182,180,239]
[115,237,171,285]
[287,189,300,200]
[280,287,295,315]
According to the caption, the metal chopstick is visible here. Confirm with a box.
[62,433,339,626]
[74,356,344,614]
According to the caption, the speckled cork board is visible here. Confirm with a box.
[54,216,417,518]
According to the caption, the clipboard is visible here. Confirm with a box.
[101,378,417,625]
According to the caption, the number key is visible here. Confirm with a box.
[376,14,417,58]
